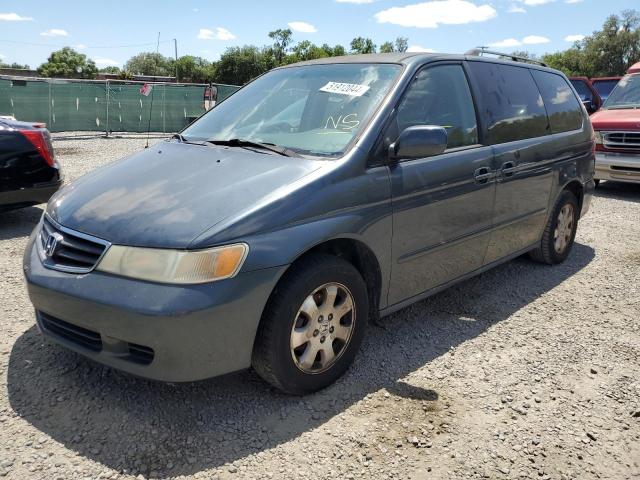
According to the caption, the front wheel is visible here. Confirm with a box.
[529,190,579,265]
[252,254,369,394]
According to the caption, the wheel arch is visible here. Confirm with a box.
[257,235,384,330]
[561,179,584,214]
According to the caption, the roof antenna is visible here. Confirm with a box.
[145,32,161,149]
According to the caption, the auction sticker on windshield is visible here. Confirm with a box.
[320,82,370,97]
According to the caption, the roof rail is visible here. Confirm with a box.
[465,48,548,67]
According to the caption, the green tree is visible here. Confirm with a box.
[394,37,408,53]
[37,47,97,78]
[99,66,121,74]
[124,52,174,77]
[268,28,293,65]
[542,9,640,77]
[350,37,376,54]
[0,61,30,69]
[379,41,394,54]
[380,37,409,53]
[289,40,330,62]
[213,46,275,85]
[174,55,215,83]
[325,44,346,57]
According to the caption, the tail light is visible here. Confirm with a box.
[20,129,57,167]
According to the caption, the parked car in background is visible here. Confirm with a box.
[591,63,640,185]
[591,77,622,103]
[0,118,62,212]
[24,52,594,394]
[569,77,602,114]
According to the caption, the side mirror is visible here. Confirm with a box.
[389,125,448,161]
[582,99,596,114]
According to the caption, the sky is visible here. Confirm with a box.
[0,0,636,69]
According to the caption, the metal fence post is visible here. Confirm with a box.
[105,79,110,137]
[47,79,52,129]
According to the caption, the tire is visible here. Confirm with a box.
[252,253,369,395]
[529,190,579,265]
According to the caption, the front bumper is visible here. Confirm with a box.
[595,151,640,184]
[23,231,287,382]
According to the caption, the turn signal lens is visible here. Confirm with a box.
[97,243,248,284]
[593,131,603,145]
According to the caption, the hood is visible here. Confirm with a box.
[48,141,322,248]
[590,108,640,130]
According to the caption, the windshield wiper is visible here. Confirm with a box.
[205,138,300,157]
[605,105,639,110]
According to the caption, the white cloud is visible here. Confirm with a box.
[407,45,436,52]
[489,38,522,48]
[0,53,5,59]
[508,5,526,13]
[93,57,119,67]
[74,44,87,50]
[198,27,236,40]
[0,12,34,21]
[374,0,497,28]
[335,0,375,3]
[518,0,554,5]
[523,35,550,44]
[288,21,317,33]
[192,7,200,11]
[565,0,582,3]
[564,34,585,42]
[41,29,68,37]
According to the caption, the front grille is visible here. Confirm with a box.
[38,215,109,273]
[603,131,640,151]
[39,312,103,352]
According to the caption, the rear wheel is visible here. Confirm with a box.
[252,254,368,394]
[529,190,579,265]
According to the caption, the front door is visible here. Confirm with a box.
[387,63,496,306]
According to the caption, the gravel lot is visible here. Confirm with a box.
[0,135,638,480]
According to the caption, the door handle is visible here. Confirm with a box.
[501,161,517,177]
[474,167,493,184]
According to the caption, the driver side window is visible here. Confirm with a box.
[396,64,479,149]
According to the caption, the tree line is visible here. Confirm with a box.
[18,31,408,85]
[6,9,639,85]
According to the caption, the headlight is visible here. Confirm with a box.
[96,243,248,284]
[594,131,603,144]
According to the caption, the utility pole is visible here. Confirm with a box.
[174,38,178,83]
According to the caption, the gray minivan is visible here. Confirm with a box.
[24,53,595,394]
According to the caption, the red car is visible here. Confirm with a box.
[590,63,640,185]
[569,76,602,114]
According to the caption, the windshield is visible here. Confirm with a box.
[593,79,619,99]
[603,74,640,108]
[182,63,402,157]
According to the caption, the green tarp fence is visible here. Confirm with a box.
[0,77,239,133]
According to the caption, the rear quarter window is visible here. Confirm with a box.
[532,70,583,133]
[468,62,549,144]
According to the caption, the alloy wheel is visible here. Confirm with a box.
[290,282,356,374]
[554,203,574,254]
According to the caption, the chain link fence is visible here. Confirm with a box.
[0,76,239,133]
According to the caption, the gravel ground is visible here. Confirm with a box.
[0,135,638,480]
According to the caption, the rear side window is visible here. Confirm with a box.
[570,79,592,102]
[468,62,548,144]
[532,71,583,133]
[395,64,478,149]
